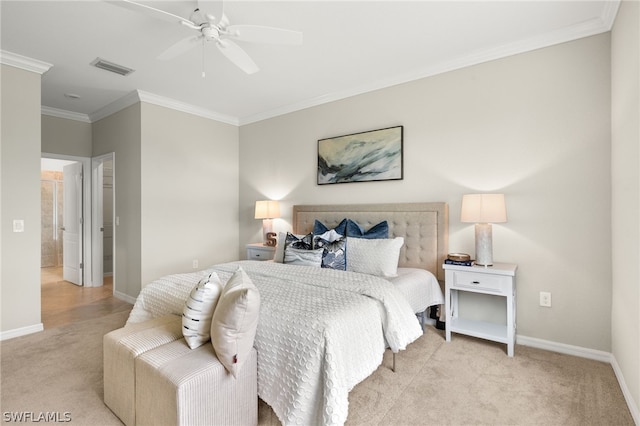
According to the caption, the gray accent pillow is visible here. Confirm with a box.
[284,247,324,267]
[313,235,347,270]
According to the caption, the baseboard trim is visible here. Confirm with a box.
[114,290,136,305]
[0,323,44,341]
[610,354,640,425]
[517,334,611,363]
[517,334,639,423]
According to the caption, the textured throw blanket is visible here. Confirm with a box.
[127,260,422,425]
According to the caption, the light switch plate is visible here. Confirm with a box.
[13,219,25,232]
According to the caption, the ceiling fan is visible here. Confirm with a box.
[114,0,303,74]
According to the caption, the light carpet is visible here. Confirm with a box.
[1,310,633,425]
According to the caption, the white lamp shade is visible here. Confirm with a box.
[254,200,280,219]
[460,194,507,224]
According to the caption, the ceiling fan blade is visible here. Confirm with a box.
[111,0,195,26]
[157,35,202,61]
[216,39,259,74]
[226,25,303,45]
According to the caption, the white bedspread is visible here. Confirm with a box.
[389,267,444,314]
[127,260,422,425]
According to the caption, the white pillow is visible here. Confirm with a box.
[210,267,260,378]
[273,232,287,263]
[347,237,404,277]
[182,272,224,349]
[284,247,324,267]
[315,229,343,243]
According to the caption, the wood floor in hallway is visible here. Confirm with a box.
[41,267,131,329]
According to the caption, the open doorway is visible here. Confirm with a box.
[40,157,79,285]
[40,153,122,328]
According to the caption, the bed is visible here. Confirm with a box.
[292,202,448,318]
[126,202,448,426]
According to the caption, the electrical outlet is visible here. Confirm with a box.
[539,291,552,307]
[192,259,199,269]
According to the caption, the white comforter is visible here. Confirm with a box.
[127,260,423,425]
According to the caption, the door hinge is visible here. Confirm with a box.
[80,263,84,269]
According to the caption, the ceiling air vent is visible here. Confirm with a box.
[90,58,135,76]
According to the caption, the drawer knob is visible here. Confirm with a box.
[471,280,480,285]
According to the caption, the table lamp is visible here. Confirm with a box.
[254,200,280,246]
[460,194,507,266]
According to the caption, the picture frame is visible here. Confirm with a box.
[317,125,403,185]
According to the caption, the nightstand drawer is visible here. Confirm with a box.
[247,250,270,260]
[246,243,276,261]
[451,271,511,294]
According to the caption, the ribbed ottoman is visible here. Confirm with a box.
[135,339,258,426]
[103,315,183,426]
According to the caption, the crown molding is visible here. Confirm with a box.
[136,90,239,126]
[601,0,622,30]
[32,0,622,127]
[41,106,91,123]
[88,91,140,123]
[239,6,619,125]
[0,50,52,74]
[86,90,238,125]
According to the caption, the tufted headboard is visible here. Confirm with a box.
[292,202,448,282]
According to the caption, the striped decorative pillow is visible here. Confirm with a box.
[182,272,224,349]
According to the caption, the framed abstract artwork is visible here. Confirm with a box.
[317,126,403,185]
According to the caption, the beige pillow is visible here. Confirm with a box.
[182,272,224,349]
[210,267,260,377]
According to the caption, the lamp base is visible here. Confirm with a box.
[475,223,493,266]
[262,219,274,246]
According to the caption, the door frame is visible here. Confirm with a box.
[91,153,115,290]
[42,153,94,286]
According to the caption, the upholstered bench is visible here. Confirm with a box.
[104,267,260,426]
[135,338,258,426]
[103,314,183,426]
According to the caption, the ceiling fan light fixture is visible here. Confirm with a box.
[90,57,135,76]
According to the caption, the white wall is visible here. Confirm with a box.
[240,34,613,352]
[1,64,43,334]
[611,0,640,418]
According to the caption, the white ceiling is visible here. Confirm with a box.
[1,1,620,125]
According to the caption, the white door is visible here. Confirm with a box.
[63,162,83,285]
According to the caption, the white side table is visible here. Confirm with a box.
[444,262,518,356]
[246,243,276,261]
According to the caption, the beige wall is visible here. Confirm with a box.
[93,104,143,299]
[1,64,43,333]
[140,103,239,285]
[92,102,240,298]
[42,115,91,157]
[240,34,613,351]
[611,0,640,416]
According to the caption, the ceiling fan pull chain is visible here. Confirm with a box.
[201,37,206,78]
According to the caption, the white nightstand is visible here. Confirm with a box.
[246,243,276,261]
[443,262,518,356]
